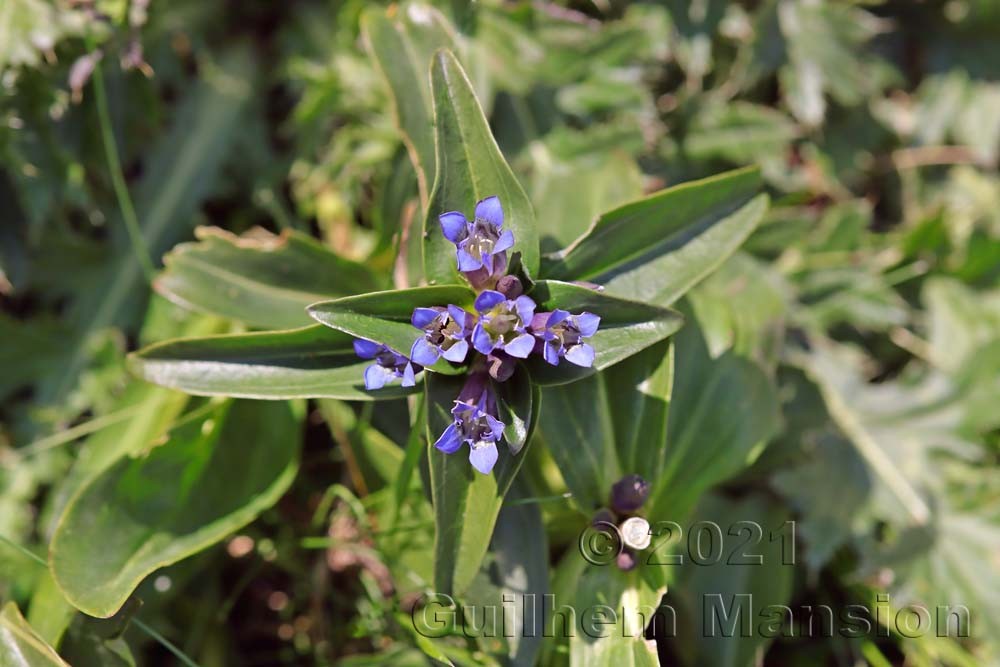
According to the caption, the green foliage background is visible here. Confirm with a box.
[2,0,1000,665]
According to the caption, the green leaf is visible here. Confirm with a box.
[424,49,539,283]
[668,493,795,667]
[540,168,768,307]
[130,325,414,401]
[362,4,457,205]
[648,317,781,522]
[489,480,548,667]
[426,372,540,595]
[493,368,533,456]
[0,602,69,667]
[524,280,684,386]
[307,285,474,374]
[50,400,299,618]
[155,227,378,329]
[538,375,620,512]
[603,339,673,480]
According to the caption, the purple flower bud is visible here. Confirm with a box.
[611,474,650,513]
[529,309,601,368]
[438,196,515,288]
[486,351,516,382]
[433,374,506,474]
[616,549,638,571]
[471,290,537,360]
[353,339,419,390]
[496,275,523,298]
[592,508,617,527]
[410,305,473,366]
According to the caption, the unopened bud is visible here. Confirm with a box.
[496,275,523,298]
[616,549,638,571]
[487,352,516,383]
[611,474,649,513]
[592,508,616,527]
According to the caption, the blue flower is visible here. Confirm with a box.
[433,381,505,474]
[471,290,537,359]
[410,305,472,366]
[439,196,515,278]
[353,339,418,389]
[530,310,600,367]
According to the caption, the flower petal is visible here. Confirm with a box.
[442,338,469,362]
[543,341,561,366]
[401,362,416,387]
[469,441,499,474]
[564,343,595,367]
[411,307,440,330]
[494,228,514,253]
[457,248,483,272]
[474,196,503,228]
[439,212,469,243]
[364,364,390,390]
[546,309,571,328]
[474,290,506,313]
[574,312,601,337]
[447,304,467,329]
[434,423,463,454]
[504,332,535,359]
[514,295,536,325]
[485,414,505,441]
[410,337,441,367]
[353,339,380,359]
[472,323,494,355]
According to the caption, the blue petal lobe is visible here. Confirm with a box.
[469,442,499,474]
[474,196,504,228]
[353,339,380,359]
[565,343,595,367]
[494,229,515,253]
[411,307,439,329]
[434,423,463,454]
[543,341,561,366]
[410,337,441,366]
[457,248,483,272]
[442,338,469,362]
[402,362,416,387]
[447,304,467,329]
[472,323,494,355]
[474,290,505,312]
[364,364,389,390]
[575,312,601,337]
[439,212,469,243]
[504,332,535,359]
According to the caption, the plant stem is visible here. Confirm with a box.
[90,51,157,283]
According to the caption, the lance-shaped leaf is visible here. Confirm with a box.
[424,49,539,283]
[647,318,780,522]
[155,227,378,329]
[538,374,620,512]
[362,4,457,205]
[308,285,474,375]
[540,167,768,307]
[49,400,300,618]
[524,280,684,386]
[0,603,69,667]
[129,325,415,400]
[427,372,540,596]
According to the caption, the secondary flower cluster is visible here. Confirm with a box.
[354,196,600,474]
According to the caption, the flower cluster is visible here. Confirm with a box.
[354,196,600,474]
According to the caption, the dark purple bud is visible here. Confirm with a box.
[611,474,650,513]
[592,508,616,527]
[496,275,523,298]
[487,352,516,382]
[616,549,637,571]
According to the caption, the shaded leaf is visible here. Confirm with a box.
[0,602,68,667]
[130,325,414,401]
[50,400,300,617]
[155,227,378,329]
